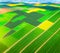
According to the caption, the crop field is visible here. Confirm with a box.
[0,3,60,53]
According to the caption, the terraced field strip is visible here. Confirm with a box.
[36,28,60,53]
[35,28,60,53]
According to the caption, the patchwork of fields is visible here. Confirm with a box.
[0,3,60,53]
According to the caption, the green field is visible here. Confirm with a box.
[0,3,60,53]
